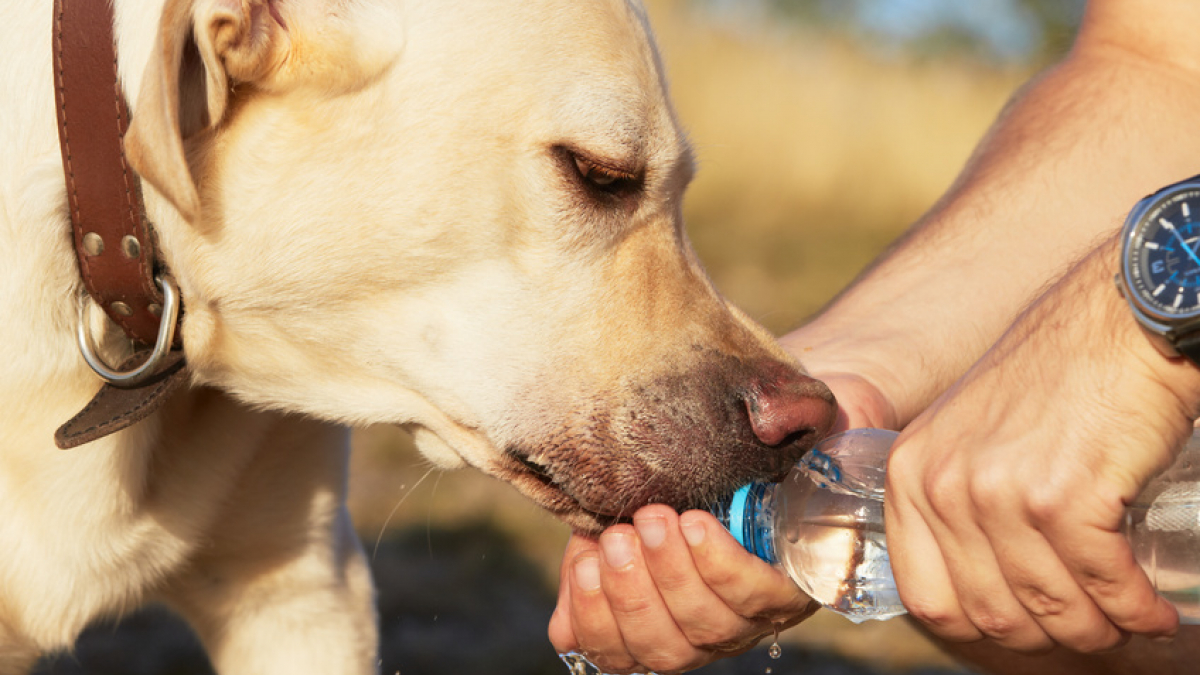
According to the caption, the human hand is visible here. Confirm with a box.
[547,505,816,674]
[803,370,899,433]
[546,370,896,673]
[883,239,1200,653]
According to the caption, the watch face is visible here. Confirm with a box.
[1125,186,1200,321]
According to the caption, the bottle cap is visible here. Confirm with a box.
[726,483,754,551]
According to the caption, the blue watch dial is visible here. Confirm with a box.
[1127,188,1200,319]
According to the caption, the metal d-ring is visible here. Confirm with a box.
[76,277,180,387]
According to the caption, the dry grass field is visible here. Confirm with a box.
[345,2,1041,674]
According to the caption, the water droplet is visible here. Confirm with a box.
[765,668,773,675]
[768,642,782,659]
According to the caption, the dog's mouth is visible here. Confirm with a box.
[494,451,627,534]
[495,440,780,536]
[479,354,838,534]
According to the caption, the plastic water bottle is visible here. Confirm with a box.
[712,428,1200,624]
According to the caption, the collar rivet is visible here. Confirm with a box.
[121,235,141,259]
[82,232,104,256]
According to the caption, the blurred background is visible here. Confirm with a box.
[36,1,1084,674]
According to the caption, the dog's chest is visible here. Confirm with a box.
[0,445,199,645]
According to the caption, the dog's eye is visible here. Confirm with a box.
[574,156,625,186]
[568,152,641,195]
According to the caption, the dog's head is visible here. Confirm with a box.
[122,0,836,533]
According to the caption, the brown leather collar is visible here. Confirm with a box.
[52,0,188,449]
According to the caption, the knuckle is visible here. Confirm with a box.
[1022,487,1068,526]
[1013,587,1125,653]
[606,592,656,618]
[904,598,974,640]
[923,471,968,520]
[964,469,1011,513]
[652,570,690,595]
[708,579,758,614]
[1076,572,1128,605]
[699,561,740,591]
[1016,587,1069,620]
[970,611,1052,654]
[971,611,1022,640]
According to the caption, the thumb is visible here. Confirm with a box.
[812,371,900,431]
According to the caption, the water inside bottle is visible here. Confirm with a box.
[776,489,901,622]
[779,429,905,622]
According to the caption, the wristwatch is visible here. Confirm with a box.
[1118,174,1200,364]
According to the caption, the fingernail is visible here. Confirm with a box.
[1151,632,1176,644]
[601,532,635,569]
[680,517,706,547]
[635,515,667,550]
[574,555,601,592]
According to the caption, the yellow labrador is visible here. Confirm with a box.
[0,0,835,671]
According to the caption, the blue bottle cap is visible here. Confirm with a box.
[726,483,753,551]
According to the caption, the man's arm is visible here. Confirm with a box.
[783,0,1200,426]
[885,232,1200,653]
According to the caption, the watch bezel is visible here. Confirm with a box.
[1120,178,1200,336]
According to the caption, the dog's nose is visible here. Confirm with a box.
[743,370,838,449]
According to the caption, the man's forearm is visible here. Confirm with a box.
[785,3,1200,424]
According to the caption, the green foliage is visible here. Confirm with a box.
[752,0,1085,64]
[1015,0,1088,62]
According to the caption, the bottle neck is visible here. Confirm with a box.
[711,481,778,564]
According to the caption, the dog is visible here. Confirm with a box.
[0,0,836,671]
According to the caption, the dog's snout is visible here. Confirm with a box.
[744,371,838,450]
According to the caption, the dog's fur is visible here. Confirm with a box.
[0,0,836,671]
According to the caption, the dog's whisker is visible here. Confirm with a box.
[372,465,438,560]
[425,471,446,559]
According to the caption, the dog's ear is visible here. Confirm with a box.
[125,0,401,222]
[124,0,286,222]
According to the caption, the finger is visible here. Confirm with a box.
[885,467,983,643]
[597,525,711,673]
[1044,514,1178,640]
[564,549,639,673]
[677,510,815,625]
[985,524,1125,652]
[920,494,1055,651]
[976,484,1129,651]
[549,534,601,653]
[633,505,768,652]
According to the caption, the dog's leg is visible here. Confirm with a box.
[159,420,378,675]
[168,511,377,675]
